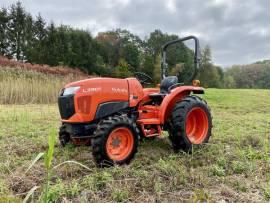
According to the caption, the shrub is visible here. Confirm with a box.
[0,55,85,76]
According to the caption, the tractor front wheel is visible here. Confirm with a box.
[169,95,212,152]
[92,114,139,167]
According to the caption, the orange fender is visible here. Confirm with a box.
[159,86,204,124]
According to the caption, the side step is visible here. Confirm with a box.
[137,119,162,137]
[137,118,160,125]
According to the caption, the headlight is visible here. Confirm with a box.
[62,86,80,96]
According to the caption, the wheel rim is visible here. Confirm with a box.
[185,107,209,144]
[106,127,134,161]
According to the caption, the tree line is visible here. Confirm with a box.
[197,47,270,89]
[1,2,269,88]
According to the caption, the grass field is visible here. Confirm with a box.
[0,89,269,202]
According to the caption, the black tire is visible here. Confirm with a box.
[59,125,70,147]
[92,114,139,167]
[169,95,212,152]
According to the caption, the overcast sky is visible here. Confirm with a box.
[1,0,270,67]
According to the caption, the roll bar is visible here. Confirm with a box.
[161,36,201,82]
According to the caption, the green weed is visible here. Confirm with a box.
[263,186,270,201]
[111,188,130,202]
[231,161,248,174]
[232,181,247,192]
[192,189,211,202]
[208,164,226,177]
[82,171,114,190]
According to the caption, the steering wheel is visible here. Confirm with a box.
[134,72,153,85]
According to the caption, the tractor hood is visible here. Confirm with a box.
[63,77,130,99]
[64,77,126,88]
[59,77,131,123]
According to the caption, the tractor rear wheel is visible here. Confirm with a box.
[169,95,212,152]
[92,114,139,167]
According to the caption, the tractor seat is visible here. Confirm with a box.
[160,76,178,94]
[148,76,178,102]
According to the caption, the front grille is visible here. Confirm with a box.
[77,96,91,114]
[58,95,75,119]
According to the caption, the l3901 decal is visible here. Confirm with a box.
[82,87,102,93]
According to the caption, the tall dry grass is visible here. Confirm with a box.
[0,67,85,104]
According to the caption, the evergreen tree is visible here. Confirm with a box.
[68,28,98,73]
[6,2,28,60]
[27,13,47,63]
[0,8,9,56]
[43,23,58,65]
[23,13,34,61]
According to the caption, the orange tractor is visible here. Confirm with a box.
[58,36,212,166]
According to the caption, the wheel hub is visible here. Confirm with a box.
[111,136,121,148]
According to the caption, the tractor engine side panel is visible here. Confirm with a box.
[61,78,129,123]
[127,78,144,107]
